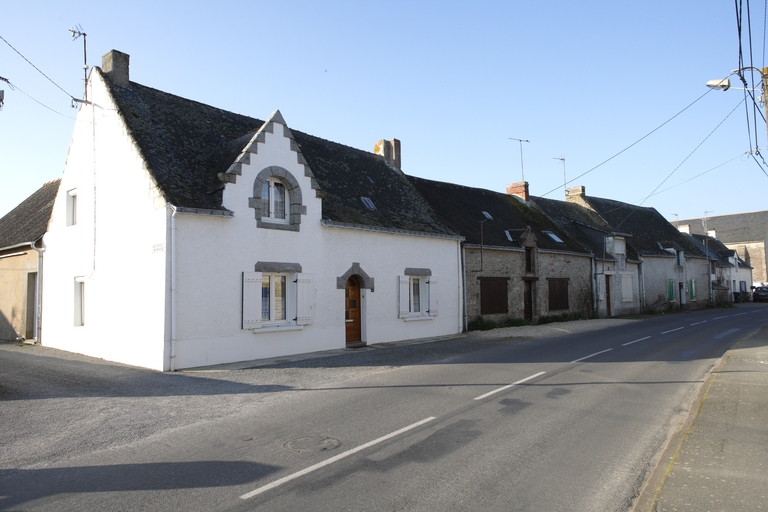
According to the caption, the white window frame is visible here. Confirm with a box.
[66,189,77,226]
[261,178,288,224]
[242,271,314,330]
[398,274,438,320]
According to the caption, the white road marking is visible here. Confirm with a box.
[714,316,728,320]
[661,327,684,334]
[622,336,651,346]
[571,348,613,363]
[734,312,747,316]
[240,416,436,500]
[473,371,547,401]
[690,321,707,326]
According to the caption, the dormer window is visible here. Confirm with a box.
[262,178,287,222]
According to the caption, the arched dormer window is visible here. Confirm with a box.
[249,166,306,232]
[262,178,287,222]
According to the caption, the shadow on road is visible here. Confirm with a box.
[0,460,278,510]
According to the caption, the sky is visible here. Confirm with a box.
[1,1,766,223]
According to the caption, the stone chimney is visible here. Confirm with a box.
[506,181,529,202]
[102,50,130,88]
[565,185,589,207]
[374,139,401,171]
[678,224,691,234]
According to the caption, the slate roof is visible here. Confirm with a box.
[678,211,768,244]
[407,176,587,253]
[582,196,706,258]
[0,179,60,250]
[686,234,734,268]
[101,69,456,237]
[530,196,631,260]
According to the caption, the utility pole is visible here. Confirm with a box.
[69,25,88,101]
[704,211,713,304]
[509,138,529,181]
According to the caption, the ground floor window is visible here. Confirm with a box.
[479,277,508,315]
[243,270,314,329]
[548,278,569,311]
[399,271,437,318]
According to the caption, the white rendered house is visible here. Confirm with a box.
[42,50,463,371]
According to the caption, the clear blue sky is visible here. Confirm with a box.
[2,1,765,223]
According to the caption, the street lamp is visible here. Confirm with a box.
[707,67,768,141]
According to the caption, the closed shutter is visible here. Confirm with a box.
[427,276,438,317]
[479,277,508,315]
[242,272,263,329]
[295,273,314,325]
[689,279,696,301]
[667,279,675,302]
[398,275,410,317]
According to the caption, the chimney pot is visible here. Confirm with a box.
[102,50,130,88]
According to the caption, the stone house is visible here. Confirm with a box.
[40,50,463,371]
[408,179,593,324]
[685,233,753,302]
[0,179,59,341]
[561,186,709,312]
[677,211,768,286]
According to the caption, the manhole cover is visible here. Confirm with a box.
[284,436,342,453]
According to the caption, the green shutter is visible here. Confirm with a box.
[689,279,696,301]
[667,279,675,302]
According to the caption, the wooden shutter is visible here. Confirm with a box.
[398,275,410,317]
[295,273,314,325]
[427,276,438,317]
[667,279,675,302]
[689,279,696,301]
[242,272,263,329]
[479,277,508,315]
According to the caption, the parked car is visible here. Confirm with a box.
[754,286,768,302]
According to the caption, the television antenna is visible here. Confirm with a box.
[69,25,88,101]
[509,138,529,181]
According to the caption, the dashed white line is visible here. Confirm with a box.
[734,312,748,316]
[690,321,707,326]
[240,416,436,500]
[571,348,613,363]
[661,327,684,334]
[714,316,728,320]
[473,371,547,401]
[622,336,651,346]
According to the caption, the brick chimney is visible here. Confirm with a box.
[102,50,130,88]
[565,185,589,207]
[374,139,401,171]
[506,181,529,202]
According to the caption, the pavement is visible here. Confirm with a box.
[633,321,768,511]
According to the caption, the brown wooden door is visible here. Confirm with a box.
[524,280,533,321]
[345,276,362,343]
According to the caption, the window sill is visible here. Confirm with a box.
[402,315,434,322]
[249,324,305,333]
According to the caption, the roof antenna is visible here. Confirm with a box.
[69,25,88,101]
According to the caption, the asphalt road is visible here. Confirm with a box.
[1,305,766,511]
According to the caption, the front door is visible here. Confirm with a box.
[605,275,612,317]
[523,281,533,321]
[345,276,362,343]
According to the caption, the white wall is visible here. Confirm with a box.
[170,120,462,369]
[42,74,169,370]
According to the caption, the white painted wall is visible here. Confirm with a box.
[42,73,169,370]
[171,121,462,369]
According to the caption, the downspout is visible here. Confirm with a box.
[169,206,178,371]
[30,241,43,343]
[462,243,468,332]
[456,240,464,333]
[638,258,645,314]
[591,254,597,317]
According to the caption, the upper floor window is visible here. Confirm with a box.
[261,179,287,223]
[66,189,77,226]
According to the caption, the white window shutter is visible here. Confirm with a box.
[398,275,410,317]
[295,273,314,325]
[242,271,263,329]
[428,276,438,316]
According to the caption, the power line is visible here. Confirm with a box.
[0,34,77,101]
[540,88,715,198]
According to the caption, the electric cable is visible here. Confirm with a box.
[540,88,715,199]
[0,34,77,101]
